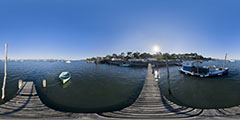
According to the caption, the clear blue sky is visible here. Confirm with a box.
[0,0,240,59]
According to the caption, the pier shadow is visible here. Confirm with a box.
[160,90,240,118]
[160,92,204,117]
[0,82,34,115]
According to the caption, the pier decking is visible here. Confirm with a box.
[0,81,99,119]
[0,64,240,119]
[98,64,240,119]
[98,64,203,119]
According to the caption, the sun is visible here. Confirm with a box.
[153,45,160,53]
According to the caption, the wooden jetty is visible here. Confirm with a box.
[0,64,240,119]
[99,64,240,119]
[0,81,100,119]
[98,64,203,119]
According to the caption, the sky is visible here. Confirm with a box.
[0,0,240,59]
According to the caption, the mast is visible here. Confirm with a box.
[223,53,227,68]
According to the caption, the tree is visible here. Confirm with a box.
[112,53,118,58]
[127,52,132,57]
[120,52,125,58]
[140,52,152,59]
[171,53,177,59]
[105,55,112,59]
[163,53,171,59]
[133,52,140,59]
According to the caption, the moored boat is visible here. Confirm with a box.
[119,63,131,67]
[229,59,235,62]
[59,72,71,84]
[66,60,71,64]
[179,61,229,77]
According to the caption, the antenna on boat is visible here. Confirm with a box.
[196,61,199,74]
[223,53,227,68]
[1,43,7,100]
[165,56,172,95]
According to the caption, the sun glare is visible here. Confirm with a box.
[153,45,160,53]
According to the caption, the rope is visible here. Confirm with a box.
[46,81,62,88]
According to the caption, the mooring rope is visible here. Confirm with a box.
[45,81,61,88]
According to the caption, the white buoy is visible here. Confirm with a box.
[43,80,46,88]
[18,80,22,89]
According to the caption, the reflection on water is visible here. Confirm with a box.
[32,61,146,113]
[1,60,240,112]
[0,61,146,112]
[158,60,240,109]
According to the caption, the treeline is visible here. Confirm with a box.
[86,52,212,61]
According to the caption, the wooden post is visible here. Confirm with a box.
[2,43,7,99]
[165,56,172,95]
[18,80,22,89]
[43,80,46,88]
[223,53,227,68]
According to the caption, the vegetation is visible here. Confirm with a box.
[86,52,212,62]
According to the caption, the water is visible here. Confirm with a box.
[0,61,146,113]
[158,60,240,109]
[1,60,240,112]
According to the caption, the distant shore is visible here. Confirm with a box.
[86,52,212,67]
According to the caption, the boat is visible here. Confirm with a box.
[179,61,229,77]
[59,72,71,84]
[66,60,71,64]
[86,60,94,63]
[229,59,235,62]
[119,63,131,67]
[62,80,72,88]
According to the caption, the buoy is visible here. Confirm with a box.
[43,80,46,88]
[18,80,22,89]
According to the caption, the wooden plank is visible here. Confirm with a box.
[98,64,203,119]
[0,81,99,119]
[18,82,37,96]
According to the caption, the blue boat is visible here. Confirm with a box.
[179,61,229,77]
[59,72,71,84]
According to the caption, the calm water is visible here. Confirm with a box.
[0,61,146,113]
[1,60,240,112]
[158,60,240,109]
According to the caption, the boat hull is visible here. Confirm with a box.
[179,67,229,78]
[59,72,71,84]
[119,64,130,67]
[61,77,70,84]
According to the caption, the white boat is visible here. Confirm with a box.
[229,59,235,62]
[179,61,229,77]
[59,72,71,84]
[119,63,130,67]
[66,60,71,63]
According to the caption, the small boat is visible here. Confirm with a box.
[119,63,131,67]
[59,72,71,84]
[179,61,229,77]
[86,60,94,63]
[66,60,71,64]
[229,59,235,63]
